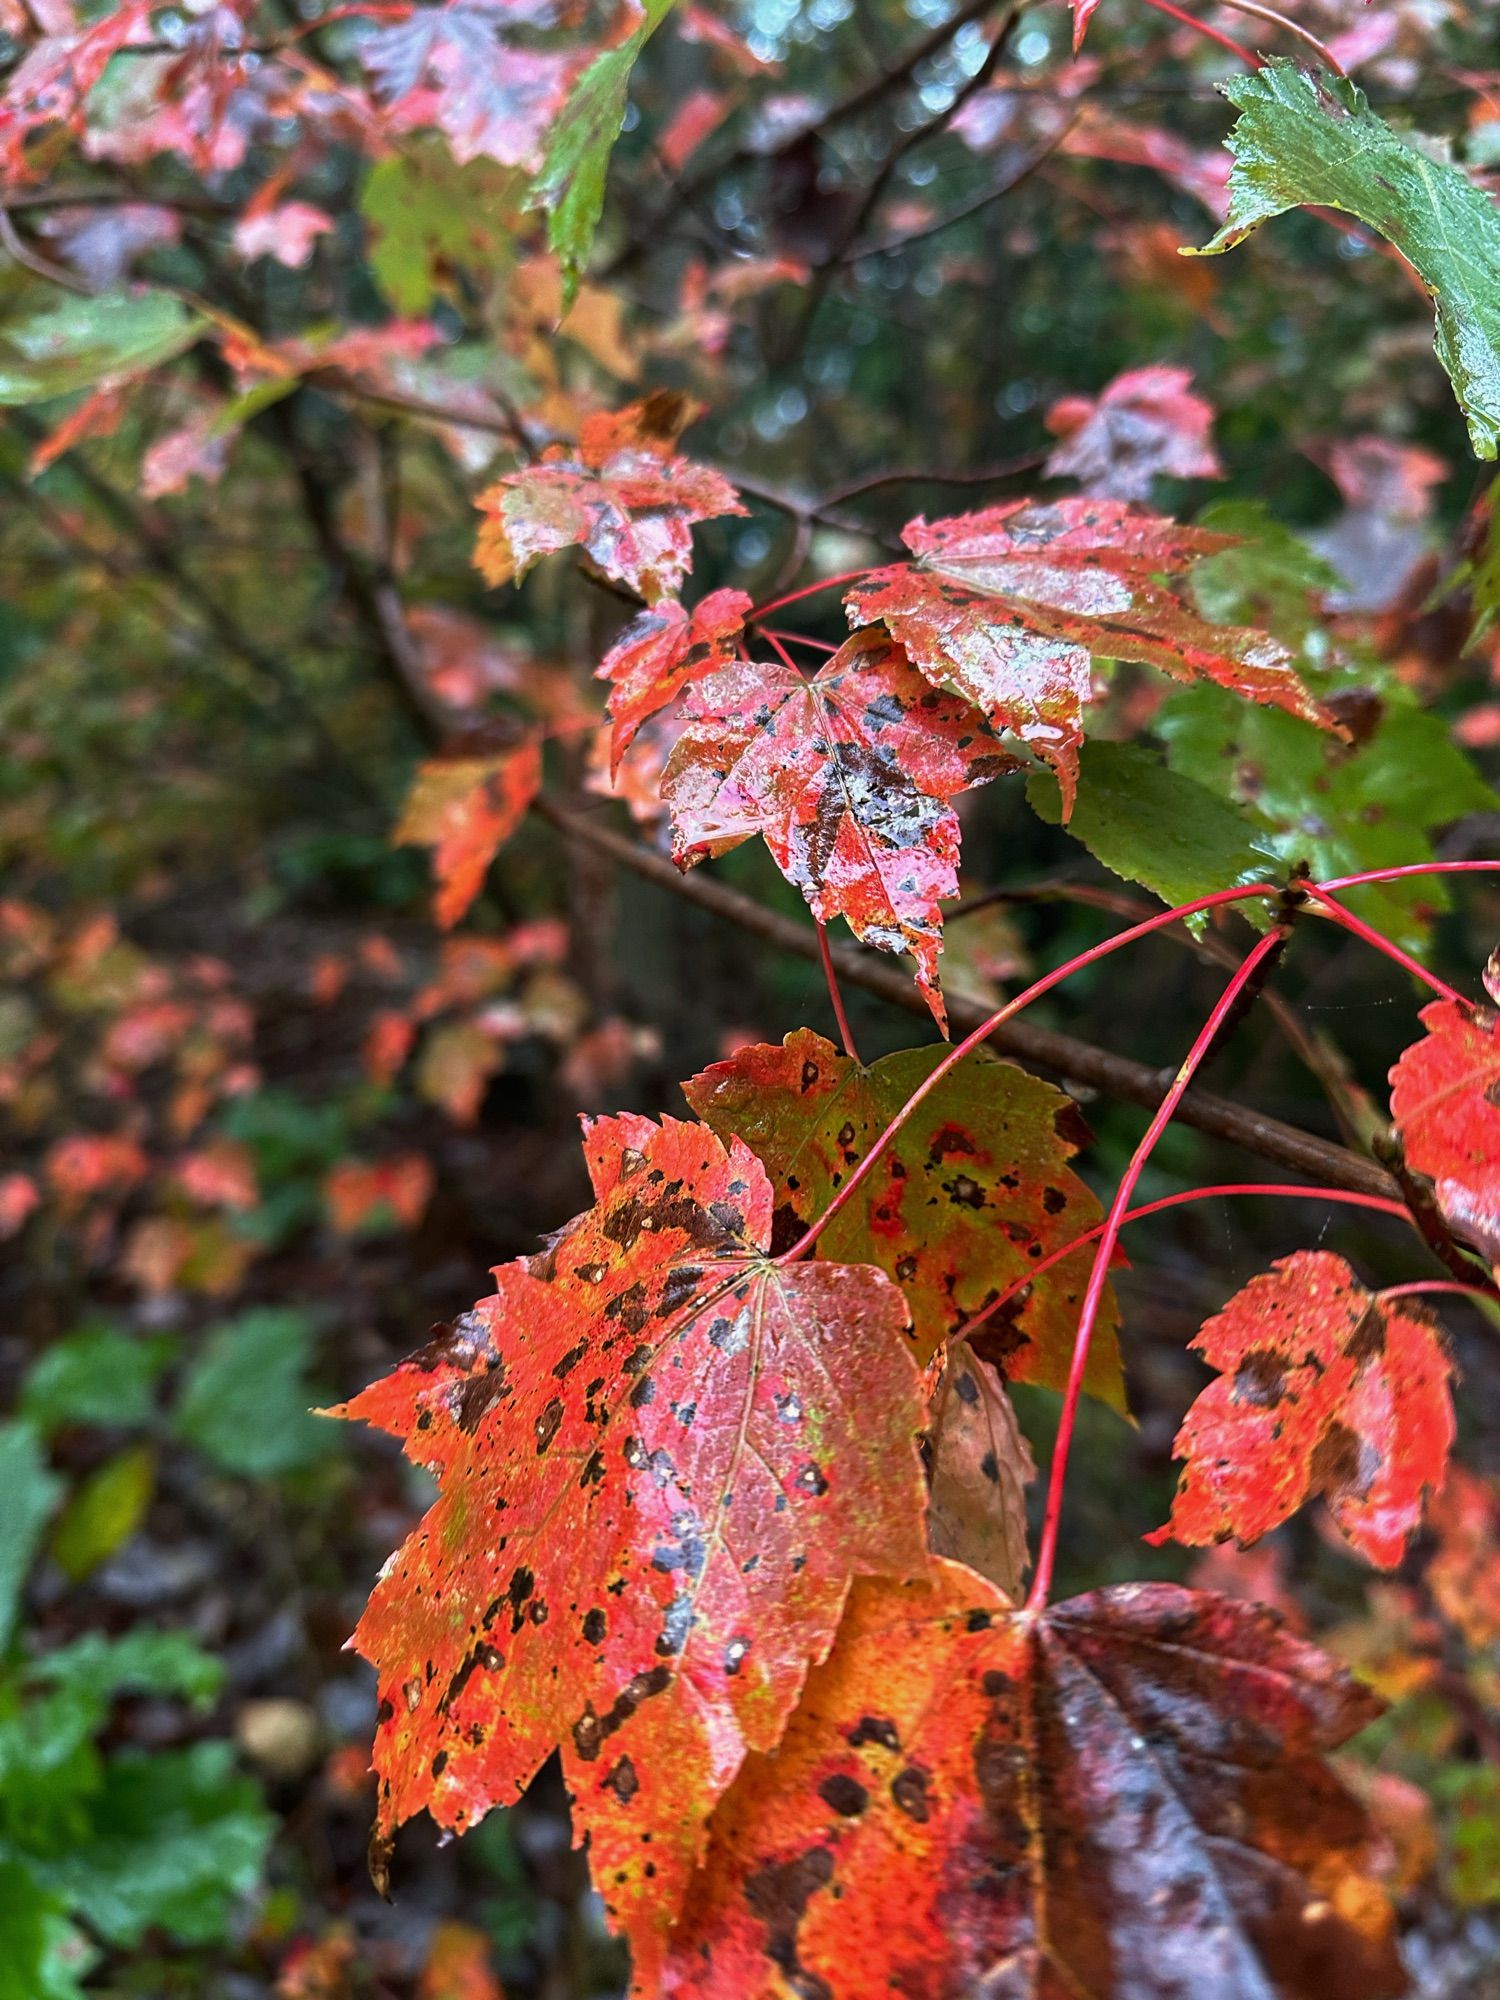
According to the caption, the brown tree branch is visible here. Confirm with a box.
[532,796,1407,1208]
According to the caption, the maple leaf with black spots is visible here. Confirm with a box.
[475,397,746,603]
[1149,1249,1454,1567]
[683,1026,1123,1396]
[846,498,1335,814]
[335,1114,928,1981]
[663,629,1019,1028]
[663,1562,1403,2000]
[598,586,751,770]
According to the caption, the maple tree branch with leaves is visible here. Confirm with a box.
[5,0,1500,1995]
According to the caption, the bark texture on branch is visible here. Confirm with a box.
[533,797,1406,1209]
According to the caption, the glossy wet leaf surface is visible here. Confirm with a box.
[598,587,751,769]
[1196,61,1500,458]
[846,498,1332,813]
[683,1026,1123,1397]
[1150,1250,1454,1567]
[663,630,1019,1027]
[475,396,744,602]
[336,1113,928,1971]
[663,1563,1403,2000]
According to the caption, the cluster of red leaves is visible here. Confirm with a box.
[0,899,265,1288]
[336,1113,929,1968]
[0,0,624,189]
[314,918,584,1127]
[340,956,1491,1991]
[469,401,1341,1019]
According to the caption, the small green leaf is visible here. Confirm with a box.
[1189,501,1343,659]
[35,1629,222,1711]
[21,1325,173,1437]
[0,275,204,405]
[1027,740,1277,920]
[49,1446,155,1584]
[173,1309,332,1477]
[44,1741,272,1947]
[1194,61,1500,458]
[529,0,676,306]
[1157,684,1498,952]
[0,1425,61,1651]
[362,142,521,315]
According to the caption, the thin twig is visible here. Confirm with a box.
[818,921,864,1064]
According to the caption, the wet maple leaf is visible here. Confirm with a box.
[663,1562,1403,2000]
[845,498,1333,815]
[662,630,1019,1028]
[475,399,746,603]
[1150,1250,1454,1567]
[683,1027,1123,1398]
[1388,995,1500,1275]
[926,1342,1035,1598]
[335,1114,928,1979]
[395,739,543,929]
[598,587,752,770]
[1045,365,1223,502]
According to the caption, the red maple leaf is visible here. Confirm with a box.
[1045,365,1223,501]
[598,587,751,770]
[395,739,543,929]
[682,1027,1123,1397]
[1149,1250,1454,1568]
[845,498,1333,814]
[475,399,746,603]
[335,1114,928,1975]
[662,629,1019,1028]
[1389,994,1500,1275]
[663,1562,1403,2000]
